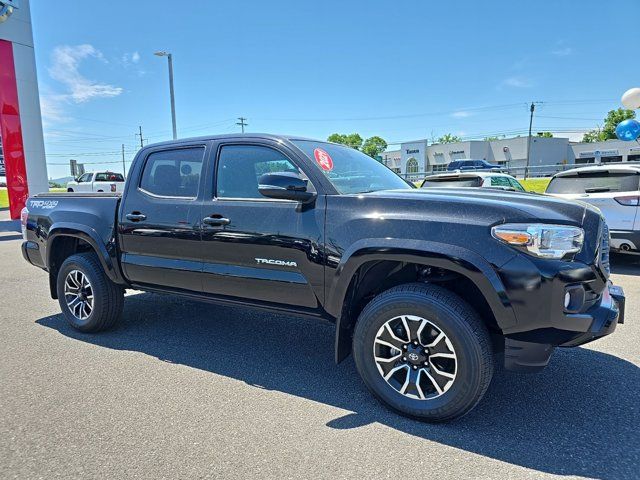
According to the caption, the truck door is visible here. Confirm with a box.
[77,172,92,192]
[118,144,208,292]
[199,141,324,310]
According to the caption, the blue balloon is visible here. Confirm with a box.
[615,119,640,141]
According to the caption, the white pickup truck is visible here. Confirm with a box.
[66,171,125,193]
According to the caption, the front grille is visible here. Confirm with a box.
[600,221,610,277]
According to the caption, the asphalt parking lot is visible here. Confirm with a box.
[1,209,638,479]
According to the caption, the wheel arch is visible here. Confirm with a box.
[46,223,125,298]
[329,239,517,363]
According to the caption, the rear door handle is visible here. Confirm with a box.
[126,213,147,222]
[203,215,230,226]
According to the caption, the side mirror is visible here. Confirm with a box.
[258,172,316,203]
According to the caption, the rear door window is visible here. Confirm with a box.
[546,172,640,194]
[508,177,526,192]
[140,147,205,198]
[490,176,511,188]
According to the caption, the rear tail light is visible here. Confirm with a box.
[614,195,640,206]
[110,183,117,192]
[20,206,29,239]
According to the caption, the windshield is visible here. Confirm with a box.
[292,140,412,194]
[421,176,482,188]
[546,172,640,194]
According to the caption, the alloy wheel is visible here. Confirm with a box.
[373,315,457,400]
[64,270,94,320]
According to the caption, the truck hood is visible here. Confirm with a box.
[361,188,595,226]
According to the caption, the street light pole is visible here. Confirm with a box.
[154,51,177,140]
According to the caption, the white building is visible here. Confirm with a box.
[382,136,640,179]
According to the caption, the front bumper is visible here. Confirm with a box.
[504,283,625,372]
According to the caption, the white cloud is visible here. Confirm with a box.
[451,111,473,118]
[502,76,533,88]
[552,46,573,56]
[49,44,123,103]
[122,51,141,65]
[39,93,67,125]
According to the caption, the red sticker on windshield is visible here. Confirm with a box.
[314,148,334,171]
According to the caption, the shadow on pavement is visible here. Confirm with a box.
[0,234,23,242]
[37,292,638,479]
[0,219,20,233]
[611,253,640,275]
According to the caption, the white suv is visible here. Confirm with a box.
[546,165,640,253]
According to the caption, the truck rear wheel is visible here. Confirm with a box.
[352,283,493,422]
[56,252,124,332]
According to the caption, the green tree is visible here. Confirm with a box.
[436,133,462,144]
[536,132,554,138]
[582,129,604,143]
[327,133,363,150]
[582,108,636,142]
[362,136,388,160]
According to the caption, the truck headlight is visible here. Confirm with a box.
[491,223,584,259]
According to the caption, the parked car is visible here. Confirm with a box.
[66,171,125,193]
[546,165,640,253]
[447,159,501,172]
[21,134,624,422]
[421,172,526,191]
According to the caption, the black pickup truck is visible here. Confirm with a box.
[21,134,625,421]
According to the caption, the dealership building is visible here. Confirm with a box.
[381,137,640,179]
[0,0,48,219]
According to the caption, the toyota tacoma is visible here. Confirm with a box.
[21,134,625,421]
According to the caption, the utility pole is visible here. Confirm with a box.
[524,102,542,179]
[122,144,126,177]
[136,126,146,148]
[236,117,248,133]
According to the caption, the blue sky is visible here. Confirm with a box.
[32,0,639,178]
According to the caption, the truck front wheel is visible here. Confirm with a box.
[352,283,493,422]
[56,252,124,332]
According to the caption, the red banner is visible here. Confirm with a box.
[0,39,28,219]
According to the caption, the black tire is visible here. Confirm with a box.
[56,252,124,332]
[67,188,74,192]
[353,282,493,422]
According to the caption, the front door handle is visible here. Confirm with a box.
[203,215,231,227]
[126,212,147,222]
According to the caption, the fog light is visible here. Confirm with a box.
[564,285,586,313]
